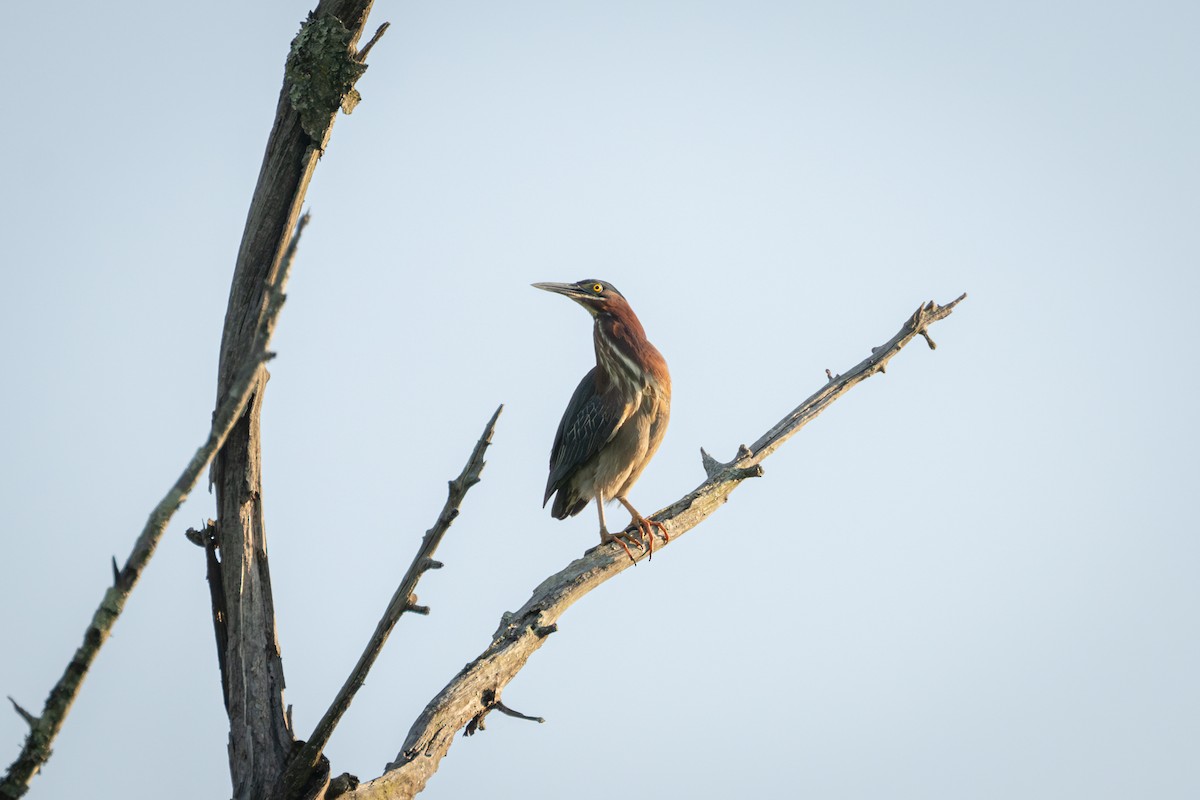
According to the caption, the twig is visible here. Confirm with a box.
[274,405,503,800]
[356,22,390,62]
[5,700,35,730]
[341,294,966,800]
[492,701,544,724]
[187,520,230,710]
[0,274,299,798]
[463,693,545,738]
[275,211,310,305]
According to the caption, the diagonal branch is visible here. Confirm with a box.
[343,293,967,800]
[275,406,503,800]
[743,293,967,465]
[0,242,303,800]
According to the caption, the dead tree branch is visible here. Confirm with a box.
[0,261,298,800]
[343,293,967,800]
[276,406,503,800]
[208,3,382,798]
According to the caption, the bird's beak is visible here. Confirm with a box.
[531,282,586,300]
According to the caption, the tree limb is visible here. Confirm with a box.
[0,273,293,800]
[276,406,503,800]
[209,4,381,798]
[343,293,967,800]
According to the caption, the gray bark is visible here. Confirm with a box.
[343,295,967,800]
[210,3,379,797]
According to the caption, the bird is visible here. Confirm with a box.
[533,279,671,560]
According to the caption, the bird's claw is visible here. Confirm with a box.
[623,517,669,561]
[601,530,643,563]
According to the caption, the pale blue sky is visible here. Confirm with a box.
[2,2,1197,798]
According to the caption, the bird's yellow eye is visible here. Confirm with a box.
[592,283,604,294]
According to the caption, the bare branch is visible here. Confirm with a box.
[491,701,545,725]
[209,4,381,797]
[343,294,966,800]
[5,701,35,730]
[0,278,293,799]
[275,406,503,799]
[187,520,231,710]
[745,293,966,465]
[5,4,373,798]
[464,692,546,738]
[356,22,390,63]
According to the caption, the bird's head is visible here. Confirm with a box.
[531,279,627,318]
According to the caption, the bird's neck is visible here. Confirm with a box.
[592,313,669,397]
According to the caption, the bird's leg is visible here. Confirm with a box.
[596,491,639,563]
[617,497,669,560]
[595,490,609,541]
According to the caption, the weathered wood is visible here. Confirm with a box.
[344,294,967,800]
[275,407,502,800]
[210,4,379,798]
[0,303,284,800]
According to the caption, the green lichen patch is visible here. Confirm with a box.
[285,13,368,143]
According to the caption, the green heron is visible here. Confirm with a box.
[533,279,671,560]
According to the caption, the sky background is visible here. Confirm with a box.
[2,1,1198,798]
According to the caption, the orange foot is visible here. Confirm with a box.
[601,529,643,563]
[625,516,669,561]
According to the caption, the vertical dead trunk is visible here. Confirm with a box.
[212,391,293,799]
[211,2,376,797]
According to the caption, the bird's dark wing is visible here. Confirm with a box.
[544,367,627,507]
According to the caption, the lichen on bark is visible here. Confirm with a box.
[285,13,368,143]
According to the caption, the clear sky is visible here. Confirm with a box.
[2,2,1197,798]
